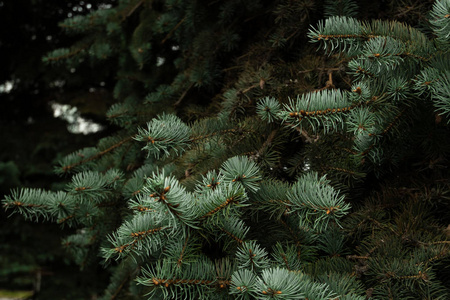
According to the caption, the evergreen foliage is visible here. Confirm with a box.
[3,0,450,299]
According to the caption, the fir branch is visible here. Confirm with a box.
[256,268,308,298]
[324,0,358,18]
[221,156,262,193]
[279,89,354,134]
[272,243,303,271]
[138,172,198,227]
[359,108,406,156]
[161,16,186,45]
[189,128,238,143]
[176,233,190,267]
[220,227,244,244]
[43,44,90,63]
[218,217,249,245]
[236,240,271,272]
[57,214,75,224]
[125,0,144,18]
[136,258,216,298]
[256,96,281,123]
[103,213,172,260]
[109,265,141,300]
[254,129,277,158]
[321,166,361,176]
[230,269,259,298]
[147,277,214,287]
[199,195,239,220]
[287,172,351,231]
[278,218,303,259]
[430,0,450,50]
[60,136,134,174]
[3,189,51,221]
[135,114,191,159]
[194,170,223,194]
[173,82,194,107]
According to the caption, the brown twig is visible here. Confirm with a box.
[161,17,186,45]
[173,82,194,107]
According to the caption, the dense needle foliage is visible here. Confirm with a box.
[3,0,450,299]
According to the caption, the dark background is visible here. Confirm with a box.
[0,1,116,298]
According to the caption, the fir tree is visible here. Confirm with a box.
[3,0,450,299]
[0,1,117,297]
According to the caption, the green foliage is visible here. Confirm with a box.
[135,114,192,158]
[0,161,21,190]
[288,172,351,231]
[256,96,281,123]
[136,257,217,299]
[430,0,450,51]
[323,0,358,18]
[3,0,450,299]
[220,156,262,193]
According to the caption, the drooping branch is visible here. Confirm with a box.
[61,136,134,173]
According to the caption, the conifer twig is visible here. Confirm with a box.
[45,44,89,62]
[126,0,144,18]
[161,17,187,45]
[111,266,141,300]
[62,136,135,173]
[173,82,194,107]
[284,122,319,143]
[255,129,277,158]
